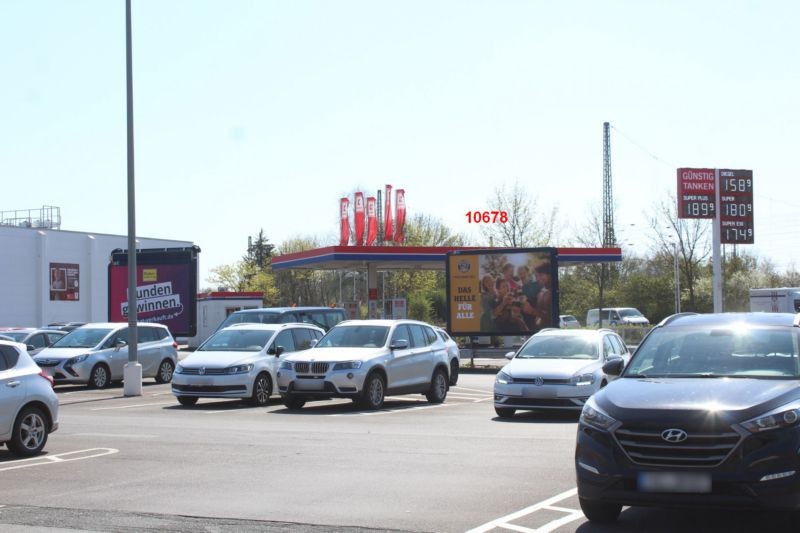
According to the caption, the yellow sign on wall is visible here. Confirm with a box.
[142,269,158,282]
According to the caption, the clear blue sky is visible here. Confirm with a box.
[2,1,798,288]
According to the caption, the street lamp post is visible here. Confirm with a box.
[123,0,142,397]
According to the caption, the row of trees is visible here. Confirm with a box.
[204,182,799,327]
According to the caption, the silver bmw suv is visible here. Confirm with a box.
[277,319,450,410]
[34,322,178,388]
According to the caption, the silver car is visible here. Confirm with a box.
[34,322,178,389]
[172,323,325,407]
[0,328,66,355]
[434,327,460,385]
[1,340,59,456]
[494,328,630,418]
[277,319,450,410]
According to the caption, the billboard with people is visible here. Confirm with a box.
[446,248,558,336]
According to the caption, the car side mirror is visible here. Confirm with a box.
[602,357,625,377]
[27,344,36,352]
[390,339,409,350]
[308,339,318,348]
[114,339,127,350]
[505,351,515,360]
[275,345,285,357]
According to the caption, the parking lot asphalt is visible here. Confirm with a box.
[2,374,798,532]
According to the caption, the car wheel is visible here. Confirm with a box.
[177,396,198,406]
[579,497,622,523]
[88,364,110,389]
[426,368,448,404]
[155,359,175,384]
[6,406,49,456]
[494,406,516,419]
[449,359,459,386]
[249,373,272,407]
[359,372,386,410]
[282,395,306,410]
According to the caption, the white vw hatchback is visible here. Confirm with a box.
[172,323,325,407]
[494,328,630,418]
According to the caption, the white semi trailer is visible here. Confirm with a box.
[749,288,800,313]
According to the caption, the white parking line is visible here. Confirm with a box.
[69,433,157,439]
[90,401,175,411]
[465,487,580,533]
[0,448,119,472]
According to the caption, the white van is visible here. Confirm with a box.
[586,308,649,327]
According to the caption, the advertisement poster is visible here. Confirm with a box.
[108,247,199,337]
[50,262,80,301]
[446,248,558,336]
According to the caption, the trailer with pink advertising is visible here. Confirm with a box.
[108,247,200,337]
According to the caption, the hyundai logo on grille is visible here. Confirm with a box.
[661,428,688,443]
[533,377,544,386]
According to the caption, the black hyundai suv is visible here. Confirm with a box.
[576,312,800,523]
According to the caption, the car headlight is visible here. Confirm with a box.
[580,397,617,431]
[741,401,800,433]
[279,361,293,370]
[65,354,89,367]
[495,371,513,384]
[570,373,595,386]
[332,361,362,370]
[175,364,184,374]
[226,364,254,374]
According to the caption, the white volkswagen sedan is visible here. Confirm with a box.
[493,328,630,418]
[172,323,324,407]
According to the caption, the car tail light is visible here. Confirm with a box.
[173,341,178,349]
[38,370,55,388]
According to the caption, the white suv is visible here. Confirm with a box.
[277,319,450,410]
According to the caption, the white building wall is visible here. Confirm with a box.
[0,226,193,327]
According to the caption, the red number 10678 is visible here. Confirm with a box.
[465,211,508,223]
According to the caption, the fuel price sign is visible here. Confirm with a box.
[719,169,754,244]
[677,168,716,219]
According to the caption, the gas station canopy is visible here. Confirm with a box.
[272,245,622,272]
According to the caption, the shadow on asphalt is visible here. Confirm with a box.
[492,409,581,424]
[575,506,798,532]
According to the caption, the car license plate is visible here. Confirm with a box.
[294,379,324,391]
[638,472,712,493]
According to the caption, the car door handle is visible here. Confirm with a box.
[6,381,21,388]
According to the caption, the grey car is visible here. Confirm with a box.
[34,322,178,388]
[1,340,60,456]
[0,328,66,355]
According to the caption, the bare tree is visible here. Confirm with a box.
[649,195,711,311]
[479,181,559,247]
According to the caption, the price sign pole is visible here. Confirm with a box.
[712,169,723,312]
[677,168,754,313]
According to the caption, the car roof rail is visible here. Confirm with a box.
[657,312,699,327]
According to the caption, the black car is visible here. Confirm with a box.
[576,312,800,523]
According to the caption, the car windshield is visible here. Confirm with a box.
[619,309,643,318]
[625,326,800,378]
[199,329,274,351]
[51,328,113,348]
[516,335,598,360]
[317,326,389,348]
[220,312,280,329]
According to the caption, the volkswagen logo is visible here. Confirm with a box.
[661,428,688,443]
[199,367,206,375]
[533,377,544,386]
